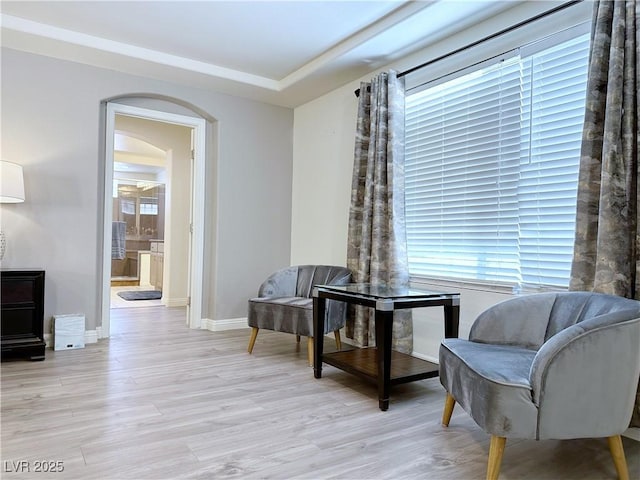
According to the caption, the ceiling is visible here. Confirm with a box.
[1,0,525,107]
[114,132,166,176]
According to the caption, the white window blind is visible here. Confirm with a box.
[405,31,590,289]
[518,34,589,287]
[140,197,158,215]
[121,198,135,215]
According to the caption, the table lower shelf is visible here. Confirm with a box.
[321,347,439,385]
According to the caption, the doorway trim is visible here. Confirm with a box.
[102,103,206,336]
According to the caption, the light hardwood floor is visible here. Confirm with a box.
[1,306,638,479]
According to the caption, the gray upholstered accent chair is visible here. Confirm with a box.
[247,265,351,365]
[439,292,640,480]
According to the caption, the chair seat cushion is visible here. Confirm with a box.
[439,339,539,438]
[248,296,315,336]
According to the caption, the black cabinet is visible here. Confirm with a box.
[1,269,46,361]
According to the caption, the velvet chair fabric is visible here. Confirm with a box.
[439,292,640,479]
[247,265,351,355]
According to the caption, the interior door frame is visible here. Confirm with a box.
[101,103,206,336]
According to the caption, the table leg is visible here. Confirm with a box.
[375,309,393,411]
[444,302,460,338]
[313,296,326,378]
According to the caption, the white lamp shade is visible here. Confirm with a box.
[0,161,25,203]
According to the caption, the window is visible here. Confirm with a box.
[121,198,136,215]
[405,30,590,289]
[140,197,158,215]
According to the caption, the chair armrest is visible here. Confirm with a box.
[257,266,298,297]
[469,293,557,349]
[324,269,351,332]
[530,313,640,439]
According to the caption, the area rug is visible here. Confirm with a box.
[117,290,162,301]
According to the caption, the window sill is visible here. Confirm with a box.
[410,275,569,295]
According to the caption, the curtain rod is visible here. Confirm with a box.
[354,0,583,97]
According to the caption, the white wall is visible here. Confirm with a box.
[291,88,356,265]
[290,0,591,360]
[1,47,293,334]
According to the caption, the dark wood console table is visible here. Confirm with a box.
[1,269,46,361]
[313,284,459,411]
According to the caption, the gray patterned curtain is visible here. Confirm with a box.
[346,70,412,354]
[569,0,639,426]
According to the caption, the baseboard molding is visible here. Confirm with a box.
[411,350,438,364]
[623,427,640,441]
[201,317,247,332]
[85,330,99,344]
[163,297,189,307]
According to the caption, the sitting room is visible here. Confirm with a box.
[1,1,639,479]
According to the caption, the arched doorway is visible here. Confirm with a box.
[101,101,207,337]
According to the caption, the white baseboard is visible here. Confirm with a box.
[84,330,99,344]
[623,427,640,441]
[201,317,247,332]
[411,350,439,364]
[163,297,189,307]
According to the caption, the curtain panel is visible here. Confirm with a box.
[569,0,639,426]
[346,71,412,354]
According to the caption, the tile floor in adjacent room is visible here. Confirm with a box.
[110,285,163,309]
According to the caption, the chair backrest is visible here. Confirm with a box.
[544,291,640,340]
[531,296,640,439]
[469,291,640,350]
[257,265,351,298]
[295,265,352,298]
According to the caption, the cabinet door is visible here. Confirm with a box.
[150,254,157,286]
[157,255,163,290]
[1,270,46,361]
[150,253,163,290]
[1,274,43,339]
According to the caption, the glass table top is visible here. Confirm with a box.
[315,283,459,300]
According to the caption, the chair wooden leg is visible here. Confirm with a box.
[608,435,629,480]
[334,330,342,350]
[442,392,456,426]
[307,337,313,367]
[486,436,506,480]
[247,327,259,353]
[296,334,301,343]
